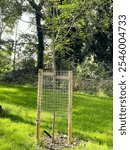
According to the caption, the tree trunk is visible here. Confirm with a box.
[28,0,44,70]
[35,12,44,69]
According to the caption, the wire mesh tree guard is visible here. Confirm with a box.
[36,69,73,145]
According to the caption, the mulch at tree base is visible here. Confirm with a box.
[37,134,86,150]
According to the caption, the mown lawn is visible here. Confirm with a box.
[0,83,113,150]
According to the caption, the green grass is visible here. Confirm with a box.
[0,83,113,150]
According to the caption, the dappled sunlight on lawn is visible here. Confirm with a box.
[72,93,112,147]
[0,83,112,150]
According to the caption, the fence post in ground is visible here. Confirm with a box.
[68,71,73,144]
[36,69,43,143]
[52,73,56,144]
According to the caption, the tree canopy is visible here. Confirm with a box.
[0,0,113,80]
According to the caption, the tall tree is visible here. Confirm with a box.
[44,0,112,70]
[1,0,113,71]
[27,0,45,69]
[1,0,45,70]
[0,0,22,74]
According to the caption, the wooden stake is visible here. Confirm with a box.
[36,69,43,143]
[52,74,56,144]
[68,71,73,144]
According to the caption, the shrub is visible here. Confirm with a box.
[1,68,37,84]
[74,57,113,97]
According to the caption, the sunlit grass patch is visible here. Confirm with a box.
[0,118,35,150]
[0,83,112,149]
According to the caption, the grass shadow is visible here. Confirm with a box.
[0,83,112,149]
[72,93,113,147]
[0,109,35,126]
[0,83,37,109]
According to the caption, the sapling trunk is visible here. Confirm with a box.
[52,36,56,144]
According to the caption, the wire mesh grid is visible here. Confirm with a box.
[42,71,69,118]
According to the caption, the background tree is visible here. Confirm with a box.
[27,0,45,69]
[44,0,112,70]
[0,0,113,82]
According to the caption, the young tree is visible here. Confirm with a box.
[43,0,112,70]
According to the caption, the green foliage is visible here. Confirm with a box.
[0,0,22,33]
[0,37,37,83]
[74,77,112,97]
[1,68,37,84]
[74,57,112,96]
[44,0,112,70]
[0,50,12,75]
[1,0,112,74]
[76,57,112,79]
[82,0,113,64]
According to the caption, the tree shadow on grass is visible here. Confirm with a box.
[0,84,112,148]
[0,109,35,126]
[0,86,37,109]
[72,94,113,147]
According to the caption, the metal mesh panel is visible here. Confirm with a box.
[42,71,69,118]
